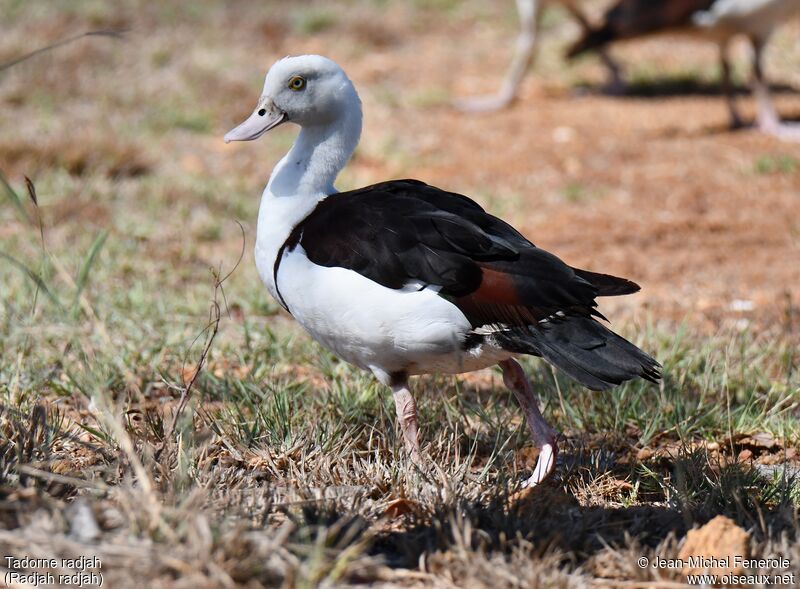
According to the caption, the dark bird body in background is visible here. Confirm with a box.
[567,0,717,55]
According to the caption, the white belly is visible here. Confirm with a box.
[274,246,510,378]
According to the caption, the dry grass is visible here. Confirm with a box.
[1,1,799,587]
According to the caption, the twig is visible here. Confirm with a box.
[0,29,127,73]
[8,176,48,401]
[24,176,44,315]
[15,464,108,493]
[159,222,245,453]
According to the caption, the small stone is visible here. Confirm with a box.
[611,479,633,491]
[636,447,653,461]
[98,505,125,530]
[66,498,101,543]
[678,515,750,576]
[738,449,753,462]
[384,498,418,519]
[744,432,779,450]
[730,299,754,312]
[552,126,576,143]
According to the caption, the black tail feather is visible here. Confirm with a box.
[573,267,641,297]
[496,316,661,391]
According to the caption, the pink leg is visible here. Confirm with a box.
[500,358,558,487]
[392,382,421,462]
[752,36,800,142]
[453,0,541,112]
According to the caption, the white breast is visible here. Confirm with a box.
[274,245,510,378]
[253,187,324,304]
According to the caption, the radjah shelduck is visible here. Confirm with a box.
[225,55,661,487]
[568,0,800,140]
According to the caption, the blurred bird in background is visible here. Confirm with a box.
[459,0,800,140]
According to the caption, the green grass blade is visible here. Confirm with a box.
[0,171,32,224]
[0,251,62,309]
[72,230,108,311]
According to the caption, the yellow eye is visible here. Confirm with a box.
[288,76,306,91]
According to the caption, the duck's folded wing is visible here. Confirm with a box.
[281,180,635,329]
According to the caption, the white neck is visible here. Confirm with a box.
[267,106,362,198]
[253,98,362,301]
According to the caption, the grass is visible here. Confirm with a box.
[6,220,798,568]
[754,154,799,175]
[291,8,338,36]
[1,1,799,587]
[1,163,798,584]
